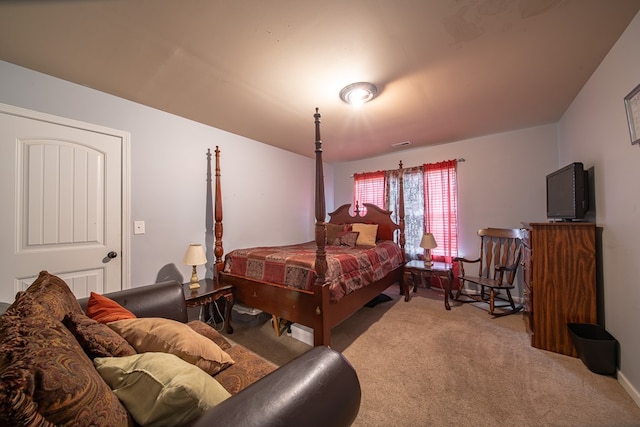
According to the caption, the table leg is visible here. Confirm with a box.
[224,294,234,334]
[444,270,453,311]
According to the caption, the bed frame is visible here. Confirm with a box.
[215,108,408,346]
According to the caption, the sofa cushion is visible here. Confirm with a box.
[214,345,277,394]
[63,311,137,359]
[0,292,131,426]
[108,317,234,375]
[94,352,230,427]
[86,291,137,323]
[24,270,84,321]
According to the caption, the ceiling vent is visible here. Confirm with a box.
[391,141,411,148]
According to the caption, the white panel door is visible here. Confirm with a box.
[0,104,129,302]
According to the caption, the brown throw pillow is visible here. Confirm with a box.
[63,311,137,359]
[108,317,235,375]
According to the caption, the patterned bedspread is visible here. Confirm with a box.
[222,241,404,302]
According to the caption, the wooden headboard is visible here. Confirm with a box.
[328,203,400,241]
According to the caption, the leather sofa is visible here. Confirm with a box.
[0,271,361,426]
[79,280,363,427]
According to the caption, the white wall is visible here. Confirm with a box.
[333,124,558,259]
[0,61,323,288]
[558,12,640,404]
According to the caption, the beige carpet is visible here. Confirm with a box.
[221,288,640,427]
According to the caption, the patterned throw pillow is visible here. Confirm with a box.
[326,223,347,245]
[25,270,84,321]
[187,320,233,351]
[214,345,277,394]
[63,311,137,359]
[0,292,130,426]
[333,231,360,247]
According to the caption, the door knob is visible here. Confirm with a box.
[107,251,118,259]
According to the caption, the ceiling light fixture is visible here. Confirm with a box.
[339,82,378,106]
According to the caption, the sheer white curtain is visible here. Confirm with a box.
[387,167,423,261]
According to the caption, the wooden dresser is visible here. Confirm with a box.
[521,222,596,357]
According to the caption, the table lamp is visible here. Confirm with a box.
[183,243,207,289]
[420,233,438,268]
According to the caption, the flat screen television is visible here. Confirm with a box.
[546,162,589,221]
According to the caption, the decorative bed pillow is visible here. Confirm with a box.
[351,223,379,246]
[94,352,231,427]
[333,231,359,247]
[63,311,137,359]
[326,223,347,245]
[107,317,235,375]
[86,291,137,323]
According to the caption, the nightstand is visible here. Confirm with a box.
[183,277,234,333]
[404,260,454,310]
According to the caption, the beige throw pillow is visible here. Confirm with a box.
[107,317,234,375]
[351,223,379,246]
[94,352,231,427]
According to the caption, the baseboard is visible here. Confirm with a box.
[618,370,640,408]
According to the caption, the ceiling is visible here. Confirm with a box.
[1,1,639,163]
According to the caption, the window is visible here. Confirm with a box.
[353,161,458,262]
[353,170,386,211]
[423,160,458,263]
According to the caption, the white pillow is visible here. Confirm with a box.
[94,352,231,427]
[351,223,379,246]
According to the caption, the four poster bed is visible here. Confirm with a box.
[212,109,409,347]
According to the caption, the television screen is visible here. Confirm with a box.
[546,162,588,220]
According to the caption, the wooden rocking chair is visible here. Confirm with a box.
[454,228,523,317]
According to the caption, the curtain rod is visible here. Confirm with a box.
[350,158,465,178]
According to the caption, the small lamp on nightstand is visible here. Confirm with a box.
[420,233,438,268]
[183,243,207,289]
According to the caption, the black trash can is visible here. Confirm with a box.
[567,323,618,376]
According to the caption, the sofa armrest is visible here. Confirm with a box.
[77,280,188,323]
[194,346,361,427]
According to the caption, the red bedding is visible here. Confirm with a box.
[222,241,404,302]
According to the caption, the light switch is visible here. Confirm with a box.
[134,221,145,235]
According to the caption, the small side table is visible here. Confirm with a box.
[183,278,234,334]
[404,260,454,311]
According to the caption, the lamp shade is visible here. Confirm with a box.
[182,243,207,266]
[419,233,437,250]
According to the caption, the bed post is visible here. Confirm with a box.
[398,161,406,261]
[313,108,330,346]
[214,147,224,272]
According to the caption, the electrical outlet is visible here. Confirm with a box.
[133,221,145,235]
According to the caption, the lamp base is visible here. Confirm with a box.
[189,266,200,289]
